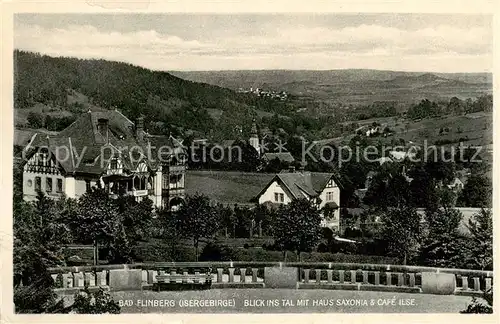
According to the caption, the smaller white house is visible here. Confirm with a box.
[255,169,342,231]
[447,177,465,191]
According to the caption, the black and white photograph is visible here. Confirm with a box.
[5,7,496,319]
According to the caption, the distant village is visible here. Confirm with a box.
[237,87,289,101]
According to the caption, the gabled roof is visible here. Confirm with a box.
[21,110,185,176]
[256,171,342,201]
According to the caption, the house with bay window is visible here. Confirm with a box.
[21,109,186,209]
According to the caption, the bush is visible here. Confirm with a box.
[199,242,237,261]
[132,241,196,262]
[71,287,120,314]
[460,290,493,314]
[216,247,398,264]
[316,242,329,253]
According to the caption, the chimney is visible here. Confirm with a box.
[288,165,295,173]
[136,116,144,142]
[97,118,109,143]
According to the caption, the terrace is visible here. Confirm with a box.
[47,262,492,308]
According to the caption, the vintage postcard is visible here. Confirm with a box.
[1,1,498,323]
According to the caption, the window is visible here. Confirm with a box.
[162,174,169,189]
[274,193,279,202]
[46,178,53,192]
[57,179,63,192]
[110,159,118,170]
[27,179,33,187]
[326,191,335,201]
[86,180,91,192]
[35,177,41,191]
[279,193,284,203]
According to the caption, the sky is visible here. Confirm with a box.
[14,14,493,72]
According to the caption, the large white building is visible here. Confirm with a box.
[21,110,186,209]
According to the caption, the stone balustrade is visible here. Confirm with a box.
[299,268,421,293]
[46,262,492,296]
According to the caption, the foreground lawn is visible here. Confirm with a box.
[112,289,473,313]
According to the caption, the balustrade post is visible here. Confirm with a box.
[397,273,404,287]
[303,269,310,283]
[217,268,223,283]
[99,270,108,286]
[67,272,75,288]
[240,268,247,283]
[228,268,235,283]
[194,271,200,284]
[338,270,345,283]
[386,272,392,286]
[350,270,357,284]
[408,273,415,287]
[74,272,84,287]
[141,270,148,286]
[252,268,259,283]
[461,276,468,290]
[326,269,333,283]
[374,272,380,285]
[85,272,96,287]
[182,271,188,284]
[147,270,157,284]
[473,277,480,291]
[316,269,321,284]
[485,278,492,292]
[362,271,369,284]
[171,269,177,283]
[62,273,71,288]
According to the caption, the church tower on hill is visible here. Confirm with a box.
[249,119,260,156]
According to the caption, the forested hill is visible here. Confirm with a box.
[14,51,289,138]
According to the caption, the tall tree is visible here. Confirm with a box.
[115,195,154,243]
[462,209,493,270]
[420,208,463,268]
[73,188,118,264]
[175,194,220,261]
[457,174,492,208]
[380,206,421,265]
[272,199,322,261]
[13,192,72,313]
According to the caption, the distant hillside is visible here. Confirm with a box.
[171,69,492,88]
[170,70,492,105]
[14,51,294,139]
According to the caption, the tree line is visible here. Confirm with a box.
[407,95,492,120]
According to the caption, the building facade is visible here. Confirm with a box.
[21,110,186,209]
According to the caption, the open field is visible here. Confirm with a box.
[112,289,473,313]
[333,113,492,148]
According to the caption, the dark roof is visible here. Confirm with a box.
[325,201,339,208]
[21,110,185,176]
[185,170,274,206]
[262,152,295,163]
